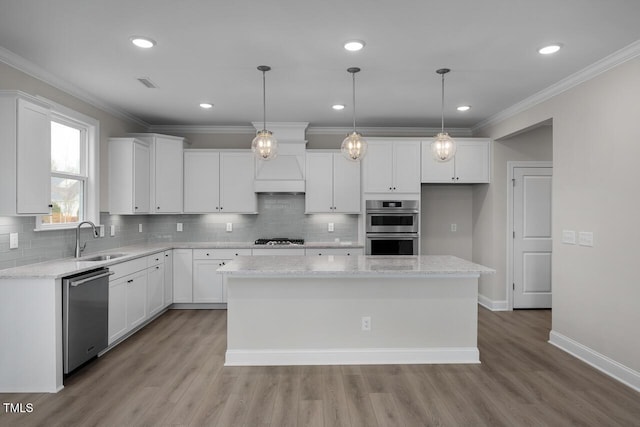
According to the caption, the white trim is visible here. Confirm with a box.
[473,39,640,133]
[0,47,148,128]
[507,161,553,310]
[549,330,640,392]
[478,295,508,311]
[225,347,480,366]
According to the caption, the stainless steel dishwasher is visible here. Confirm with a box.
[63,268,111,374]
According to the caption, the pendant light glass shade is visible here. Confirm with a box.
[251,65,278,160]
[341,67,367,161]
[431,68,456,162]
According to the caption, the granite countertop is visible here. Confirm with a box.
[218,255,495,277]
[0,241,364,279]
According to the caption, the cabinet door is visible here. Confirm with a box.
[193,259,224,303]
[126,270,148,330]
[163,250,173,307]
[173,249,193,303]
[153,137,183,213]
[108,277,127,344]
[184,151,220,213]
[133,142,151,214]
[220,152,257,213]
[147,264,164,317]
[421,140,456,183]
[392,141,421,192]
[305,152,334,213]
[453,140,490,183]
[363,142,394,193]
[332,153,361,213]
[16,98,51,214]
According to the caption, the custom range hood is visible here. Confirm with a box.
[253,122,308,193]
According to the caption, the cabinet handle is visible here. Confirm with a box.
[389,187,392,190]
[347,253,351,256]
[206,253,210,256]
[157,206,160,210]
[220,207,223,210]
[127,279,133,283]
[156,266,160,270]
[165,254,169,257]
[456,177,459,181]
[318,253,322,256]
[235,253,238,256]
[135,206,138,210]
[48,204,53,208]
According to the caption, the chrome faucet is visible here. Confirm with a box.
[75,221,99,258]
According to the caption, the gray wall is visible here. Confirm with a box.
[475,58,640,374]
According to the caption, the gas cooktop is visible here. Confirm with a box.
[254,238,305,246]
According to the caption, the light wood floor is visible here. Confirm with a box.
[1,308,639,426]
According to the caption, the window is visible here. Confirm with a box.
[37,99,99,230]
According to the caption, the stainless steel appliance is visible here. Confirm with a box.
[254,238,304,246]
[63,268,111,374]
[365,200,419,233]
[365,200,419,255]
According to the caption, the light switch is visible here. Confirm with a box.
[138,224,143,233]
[578,231,594,247]
[110,225,115,236]
[177,223,183,232]
[328,223,334,232]
[562,230,576,244]
[9,233,18,249]
[99,225,105,237]
[451,224,457,232]
[226,222,233,232]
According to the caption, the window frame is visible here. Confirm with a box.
[35,99,100,231]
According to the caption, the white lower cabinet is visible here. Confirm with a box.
[193,258,225,303]
[147,254,165,317]
[108,253,167,345]
[163,250,173,307]
[172,249,193,303]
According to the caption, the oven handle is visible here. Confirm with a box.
[366,233,419,239]
[70,271,115,287]
[365,209,419,214]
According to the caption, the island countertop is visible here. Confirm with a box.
[218,255,494,277]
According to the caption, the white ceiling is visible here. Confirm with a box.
[1,0,640,130]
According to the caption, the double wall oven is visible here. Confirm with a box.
[365,200,419,255]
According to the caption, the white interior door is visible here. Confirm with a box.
[513,166,553,308]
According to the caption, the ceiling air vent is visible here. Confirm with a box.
[137,77,158,89]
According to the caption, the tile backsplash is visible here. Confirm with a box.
[0,194,359,270]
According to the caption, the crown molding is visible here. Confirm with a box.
[147,124,256,134]
[0,46,149,128]
[472,39,640,133]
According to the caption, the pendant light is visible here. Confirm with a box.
[251,65,278,160]
[341,67,367,161]
[431,68,456,162]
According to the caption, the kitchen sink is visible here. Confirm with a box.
[80,253,127,262]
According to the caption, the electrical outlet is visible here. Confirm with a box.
[361,316,371,331]
[328,222,334,232]
[9,233,18,249]
[226,222,233,232]
[99,225,105,237]
[451,223,457,232]
[110,225,115,236]
[177,222,183,232]
[138,224,142,233]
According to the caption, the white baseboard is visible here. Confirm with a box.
[225,347,480,366]
[549,330,640,392]
[478,294,509,311]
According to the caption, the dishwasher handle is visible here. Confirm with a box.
[70,271,115,287]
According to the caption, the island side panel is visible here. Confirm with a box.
[225,275,479,365]
[0,278,63,392]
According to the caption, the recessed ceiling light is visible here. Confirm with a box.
[199,103,213,109]
[457,105,471,112]
[344,40,365,52]
[332,104,345,110]
[538,44,562,55]
[130,36,156,49]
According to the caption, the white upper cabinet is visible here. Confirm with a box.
[184,150,256,214]
[0,91,52,215]
[129,133,186,214]
[305,151,360,213]
[363,139,421,193]
[421,138,491,183]
[109,138,151,214]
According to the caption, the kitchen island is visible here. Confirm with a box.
[218,255,494,366]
